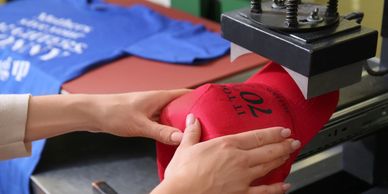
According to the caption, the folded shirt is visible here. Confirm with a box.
[156,62,339,185]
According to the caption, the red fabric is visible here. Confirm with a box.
[156,62,339,185]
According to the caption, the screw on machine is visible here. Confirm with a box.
[272,0,286,9]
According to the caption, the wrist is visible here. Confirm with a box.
[151,178,187,194]
[67,94,101,132]
[152,175,205,194]
[87,94,126,134]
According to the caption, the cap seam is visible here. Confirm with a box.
[187,84,214,118]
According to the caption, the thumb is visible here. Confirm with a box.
[166,89,192,99]
[146,120,184,145]
[180,113,202,148]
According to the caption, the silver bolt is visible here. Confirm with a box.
[311,8,320,20]
[307,8,323,22]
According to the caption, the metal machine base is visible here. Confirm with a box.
[285,59,388,193]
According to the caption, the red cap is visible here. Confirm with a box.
[156,62,339,185]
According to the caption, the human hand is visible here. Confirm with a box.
[93,89,191,145]
[152,114,301,194]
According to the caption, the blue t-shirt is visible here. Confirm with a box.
[0,0,229,194]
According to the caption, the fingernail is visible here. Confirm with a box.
[282,183,291,191]
[291,140,301,150]
[186,113,195,127]
[170,132,183,143]
[281,128,291,138]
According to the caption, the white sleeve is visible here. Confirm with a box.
[0,94,32,160]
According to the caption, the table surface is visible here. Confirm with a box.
[32,1,268,194]
[61,0,268,94]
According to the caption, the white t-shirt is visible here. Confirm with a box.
[0,94,31,160]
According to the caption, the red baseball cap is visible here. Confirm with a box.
[156,62,339,185]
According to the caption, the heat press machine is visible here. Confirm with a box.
[221,0,378,99]
[221,0,388,193]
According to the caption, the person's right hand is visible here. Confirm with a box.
[152,114,301,194]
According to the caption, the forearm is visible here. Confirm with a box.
[23,89,187,144]
[25,94,100,142]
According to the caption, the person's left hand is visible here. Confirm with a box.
[92,89,191,145]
